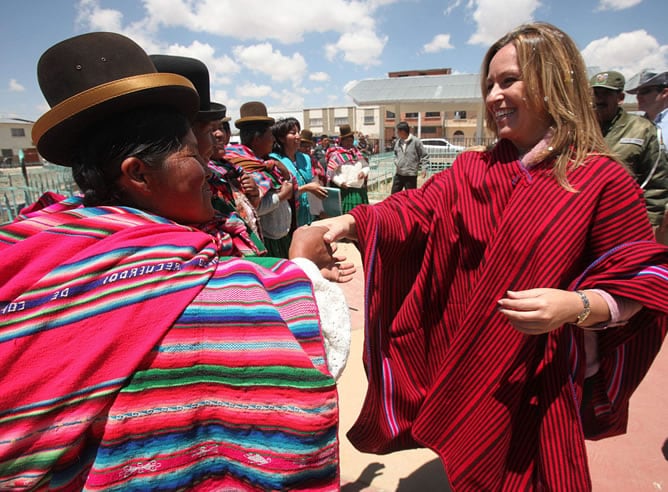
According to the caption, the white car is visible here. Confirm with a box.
[421,138,465,171]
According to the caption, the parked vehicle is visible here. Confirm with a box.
[421,138,465,172]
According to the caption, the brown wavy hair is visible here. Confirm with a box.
[481,22,609,190]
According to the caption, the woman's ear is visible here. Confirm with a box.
[119,156,151,195]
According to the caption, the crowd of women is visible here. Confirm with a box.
[210,102,372,258]
[0,20,666,492]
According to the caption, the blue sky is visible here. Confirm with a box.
[1,0,666,123]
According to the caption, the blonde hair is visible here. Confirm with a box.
[481,22,609,190]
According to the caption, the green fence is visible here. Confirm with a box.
[0,165,78,223]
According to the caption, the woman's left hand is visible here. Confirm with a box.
[497,288,582,335]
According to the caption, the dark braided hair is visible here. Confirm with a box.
[71,106,190,206]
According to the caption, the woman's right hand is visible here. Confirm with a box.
[314,214,358,243]
[303,182,328,199]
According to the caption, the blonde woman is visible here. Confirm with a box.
[304,22,668,490]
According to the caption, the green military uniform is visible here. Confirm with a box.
[601,107,668,226]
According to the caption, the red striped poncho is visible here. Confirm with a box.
[347,139,668,491]
[0,196,338,490]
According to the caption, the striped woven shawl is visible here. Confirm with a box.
[224,144,286,197]
[325,146,365,175]
[0,197,338,490]
[348,139,668,491]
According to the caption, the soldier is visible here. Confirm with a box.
[590,70,668,232]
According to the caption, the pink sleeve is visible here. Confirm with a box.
[589,289,642,328]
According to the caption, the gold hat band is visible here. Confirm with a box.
[32,73,196,144]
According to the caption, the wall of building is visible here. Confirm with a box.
[0,120,39,165]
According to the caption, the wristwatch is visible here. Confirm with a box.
[574,290,591,326]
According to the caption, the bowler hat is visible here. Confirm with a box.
[590,71,625,91]
[32,32,199,167]
[150,54,226,121]
[339,124,354,139]
[235,101,275,128]
[300,129,315,144]
[626,69,668,94]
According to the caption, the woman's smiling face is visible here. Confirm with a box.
[485,43,551,153]
[142,129,215,224]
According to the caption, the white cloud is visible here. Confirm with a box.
[445,0,463,15]
[596,0,642,11]
[164,40,239,85]
[233,43,307,84]
[9,79,25,92]
[76,0,124,31]
[235,82,273,99]
[139,0,391,67]
[467,0,540,46]
[76,0,394,69]
[581,30,668,78]
[325,31,388,66]
[423,34,454,53]
[275,89,305,111]
[309,72,330,82]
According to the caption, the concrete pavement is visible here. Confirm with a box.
[333,242,668,491]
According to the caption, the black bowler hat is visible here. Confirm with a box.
[32,32,199,167]
[150,54,227,121]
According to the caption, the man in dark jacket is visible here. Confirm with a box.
[392,121,429,193]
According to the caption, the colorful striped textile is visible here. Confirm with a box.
[207,159,266,254]
[325,146,366,181]
[225,144,286,197]
[0,197,338,490]
[348,138,668,491]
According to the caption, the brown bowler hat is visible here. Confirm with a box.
[339,124,354,139]
[300,129,315,144]
[235,101,275,128]
[150,54,226,121]
[32,32,199,167]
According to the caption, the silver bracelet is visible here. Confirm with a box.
[574,290,591,326]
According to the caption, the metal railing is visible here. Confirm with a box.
[366,151,461,201]
[0,165,78,223]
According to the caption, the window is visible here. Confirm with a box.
[1,149,12,158]
[454,111,467,120]
[421,126,439,135]
[405,112,418,118]
[10,128,25,137]
[363,109,375,125]
[453,131,465,144]
[425,111,441,118]
[309,118,323,127]
[386,111,396,119]
[334,117,348,126]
